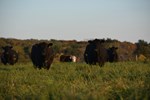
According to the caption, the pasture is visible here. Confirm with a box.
[0,62,150,100]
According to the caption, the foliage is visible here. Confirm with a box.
[0,62,150,99]
[135,40,150,58]
[138,54,147,62]
[118,41,137,61]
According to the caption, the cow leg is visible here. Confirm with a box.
[2,59,7,65]
[46,61,52,70]
[1,57,7,65]
[3,62,7,65]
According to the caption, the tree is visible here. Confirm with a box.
[135,40,150,58]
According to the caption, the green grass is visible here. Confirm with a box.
[0,62,150,100]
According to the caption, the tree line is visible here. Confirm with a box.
[0,38,150,63]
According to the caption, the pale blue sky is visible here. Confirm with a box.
[0,0,150,42]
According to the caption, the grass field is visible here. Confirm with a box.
[0,61,150,100]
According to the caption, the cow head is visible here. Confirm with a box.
[42,43,53,55]
[2,46,13,52]
[48,43,53,47]
[71,55,77,62]
[38,42,53,56]
[109,46,118,53]
[88,40,93,44]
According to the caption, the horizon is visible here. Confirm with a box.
[0,36,149,44]
[0,0,150,43]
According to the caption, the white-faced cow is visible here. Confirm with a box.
[31,42,55,70]
[84,39,118,66]
[1,46,18,65]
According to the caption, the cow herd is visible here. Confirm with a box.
[0,39,118,70]
[84,39,118,66]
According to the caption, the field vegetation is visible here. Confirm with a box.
[0,61,150,100]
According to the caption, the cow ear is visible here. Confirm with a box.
[88,40,92,43]
[48,43,53,47]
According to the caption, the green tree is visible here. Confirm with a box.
[135,40,150,58]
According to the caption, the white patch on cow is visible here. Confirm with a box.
[71,56,77,62]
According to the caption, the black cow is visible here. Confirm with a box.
[60,55,77,62]
[84,39,118,66]
[84,40,98,65]
[31,42,55,70]
[107,46,118,62]
[1,46,18,65]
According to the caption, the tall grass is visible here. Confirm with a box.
[0,62,150,100]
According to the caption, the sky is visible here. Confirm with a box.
[0,0,150,43]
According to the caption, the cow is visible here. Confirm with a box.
[60,55,77,62]
[84,40,97,65]
[1,46,18,65]
[107,46,118,62]
[30,42,55,70]
[84,39,118,66]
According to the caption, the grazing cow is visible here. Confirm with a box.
[31,42,55,70]
[60,55,77,62]
[84,39,118,66]
[1,46,18,65]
